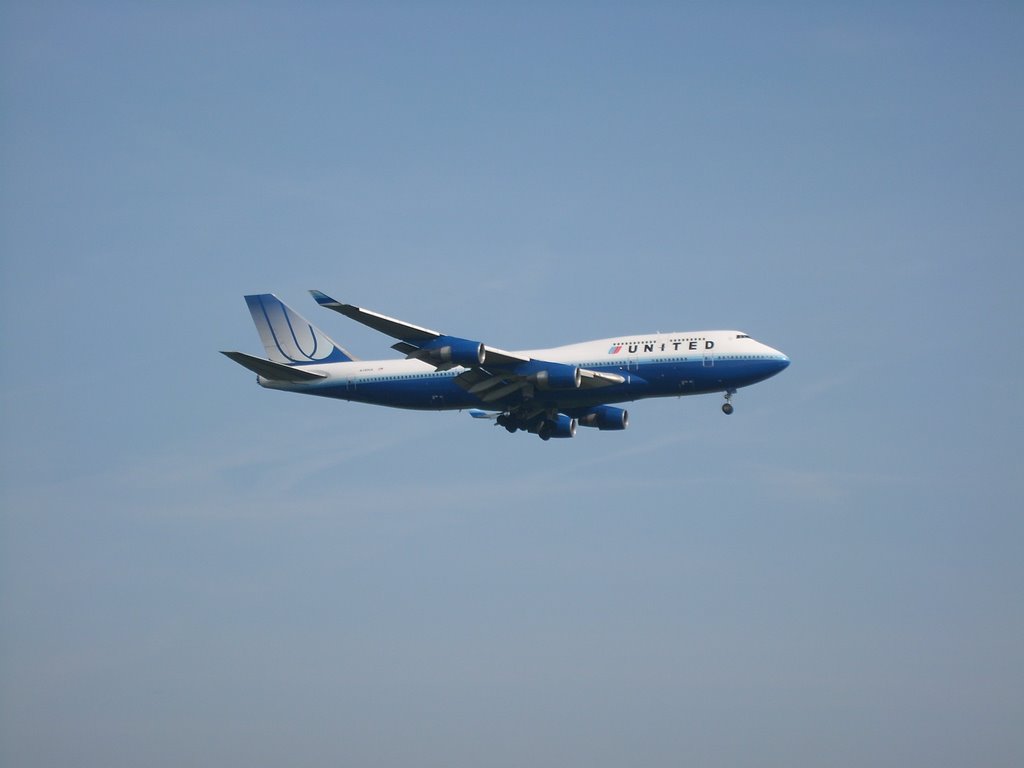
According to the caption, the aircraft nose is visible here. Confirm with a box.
[764,346,790,373]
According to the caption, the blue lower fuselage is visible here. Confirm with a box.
[300,356,789,412]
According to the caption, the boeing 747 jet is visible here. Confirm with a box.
[222,291,790,440]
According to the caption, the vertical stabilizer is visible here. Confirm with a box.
[244,294,357,365]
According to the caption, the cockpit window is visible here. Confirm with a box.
[736,334,750,339]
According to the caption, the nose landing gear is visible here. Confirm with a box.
[722,390,735,415]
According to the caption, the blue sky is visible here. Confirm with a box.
[1,3,1021,766]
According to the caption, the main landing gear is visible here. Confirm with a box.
[495,414,518,433]
[722,390,736,415]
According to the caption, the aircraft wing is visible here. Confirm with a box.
[311,289,529,368]
[310,290,439,342]
[309,290,623,388]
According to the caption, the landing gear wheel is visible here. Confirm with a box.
[538,422,553,441]
[722,390,735,415]
[505,424,517,433]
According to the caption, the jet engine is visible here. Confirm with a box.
[577,405,629,430]
[529,363,582,390]
[416,336,485,367]
[538,413,577,440]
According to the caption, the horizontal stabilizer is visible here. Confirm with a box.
[221,351,327,382]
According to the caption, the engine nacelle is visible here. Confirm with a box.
[577,405,629,430]
[418,336,485,367]
[539,413,577,440]
[529,363,581,390]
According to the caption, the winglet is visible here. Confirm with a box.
[310,289,338,307]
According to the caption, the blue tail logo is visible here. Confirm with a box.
[244,294,356,365]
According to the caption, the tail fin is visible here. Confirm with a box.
[243,294,357,365]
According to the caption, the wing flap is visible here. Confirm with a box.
[479,380,530,402]
[391,341,420,355]
[467,377,507,395]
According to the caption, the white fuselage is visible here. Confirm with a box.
[258,330,790,412]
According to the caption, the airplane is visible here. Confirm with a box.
[222,291,790,440]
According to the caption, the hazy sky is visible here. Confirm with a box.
[2,3,1021,767]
